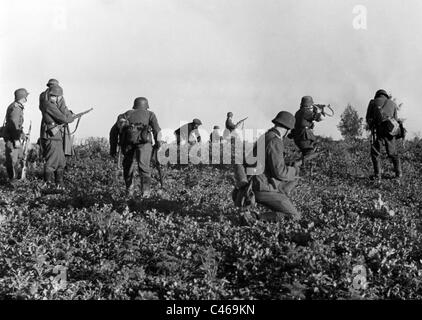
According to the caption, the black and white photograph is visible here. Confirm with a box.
[1,0,422,313]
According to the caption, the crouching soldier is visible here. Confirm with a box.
[366,89,402,180]
[117,97,161,197]
[289,96,325,159]
[248,111,302,221]
[3,88,29,181]
[174,119,202,145]
[39,85,74,188]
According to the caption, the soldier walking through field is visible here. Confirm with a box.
[2,88,30,182]
[366,89,402,180]
[248,111,302,221]
[39,85,75,188]
[289,96,325,159]
[117,97,161,197]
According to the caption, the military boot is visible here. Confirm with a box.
[392,156,402,178]
[55,169,66,191]
[141,176,152,198]
[371,158,382,181]
[42,171,55,189]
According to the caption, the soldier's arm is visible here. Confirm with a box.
[9,107,24,133]
[194,129,202,142]
[43,100,74,124]
[109,123,119,156]
[268,140,297,181]
[149,112,161,143]
[365,101,374,128]
[58,97,74,117]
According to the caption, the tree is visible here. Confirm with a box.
[337,104,363,141]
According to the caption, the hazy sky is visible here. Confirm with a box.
[1,0,422,142]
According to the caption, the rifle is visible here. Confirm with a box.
[20,121,32,181]
[152,144,164,188]
[313,104,334,117]
[370,127,380,156]
[49,108,94,136]
[235,117,248,129]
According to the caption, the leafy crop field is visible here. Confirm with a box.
[0,137,422,300]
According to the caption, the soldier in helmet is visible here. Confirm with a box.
[289,96,325,159]
[116,97,161,197]
[174,118,202,145]
[209,125,222,143]
[3,88,30,181]
[366,89,402,180]
[249,111,302,221]
[39,79,75,157]
[39,85,75,188]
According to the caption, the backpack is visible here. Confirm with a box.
[122,122,152,145]
[374,99,401,138]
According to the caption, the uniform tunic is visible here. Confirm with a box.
[4,102,25,179]
[293,106,322,155]
[39,98,74,181]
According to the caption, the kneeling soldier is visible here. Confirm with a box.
[3,88,29,181]
[117,97,161,197]
[250,111,302,221]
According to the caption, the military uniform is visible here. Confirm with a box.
[174,119,202,145]
[40,82,75,156]
[250,112,301,221]
[118,98,160,195]
[4,101,25,179]
[292,96,323,157]
[39,86,74,185]
[366,89,401,178]
[209,126,222,143]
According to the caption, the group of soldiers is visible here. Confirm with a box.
[2,79,81,189]
[2,84,403,222]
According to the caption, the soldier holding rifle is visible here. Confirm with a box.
[224,112,247,141]
[39,85,92,189]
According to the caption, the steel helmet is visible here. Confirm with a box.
[300,96,314,108]
[49,85,63,96]
[375,89,389,99]
[46,79,59,87]
[192,118,202,126]
[227,112,233,117]
[272,111,295,129]
[14,88,29,101]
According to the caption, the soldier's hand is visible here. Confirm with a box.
[155,141,161,150]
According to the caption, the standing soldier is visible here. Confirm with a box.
[40,79,75,156]
[209,125,222,143]
[223,112,246,141]
[39,85,75,188]
[117,97,161,197]
[174,118,202,145]
[290,96,325,159]
[3,88,29,181]
[366,89,402,180]
[249,111,302,221]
